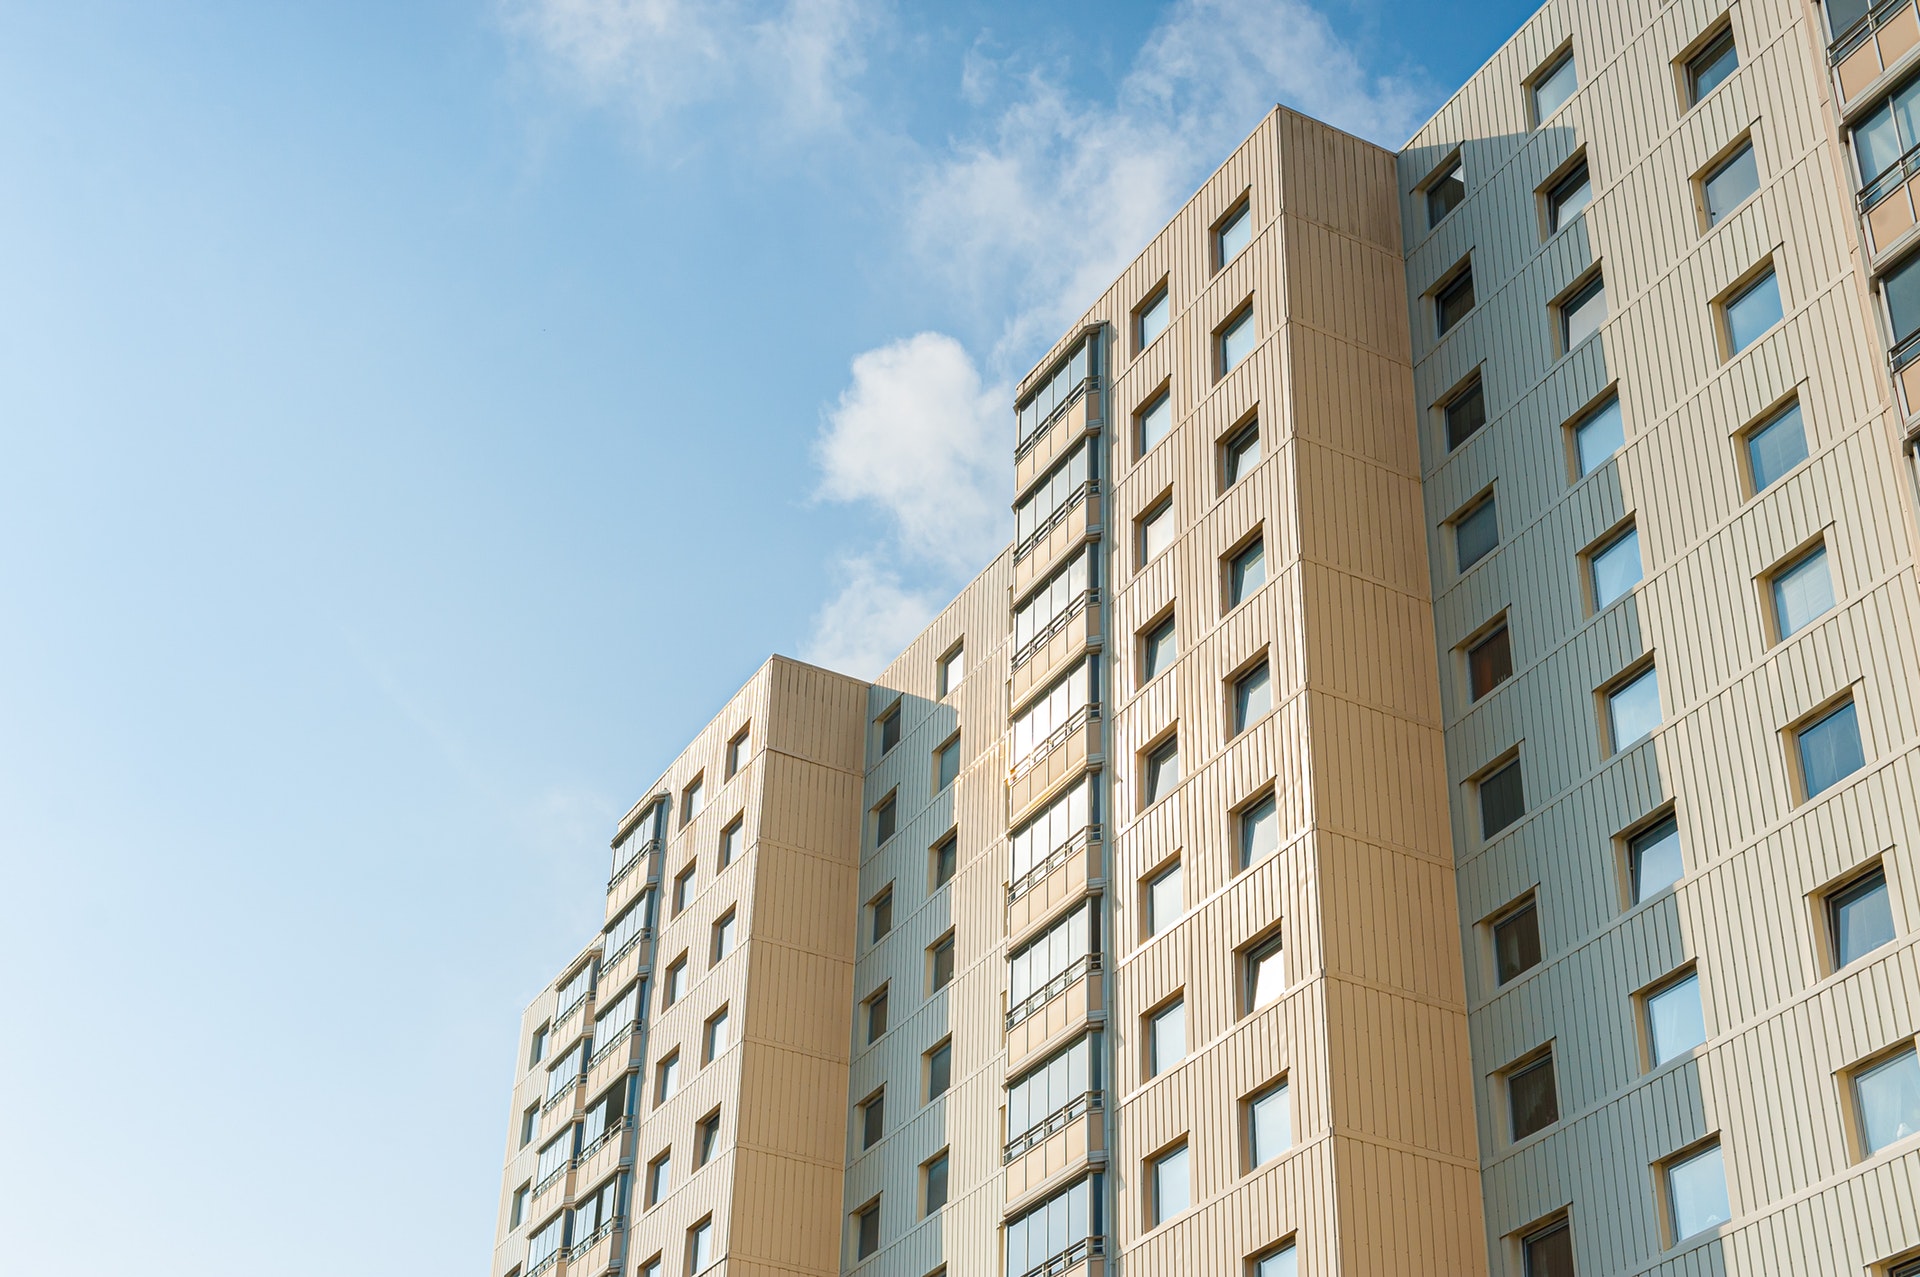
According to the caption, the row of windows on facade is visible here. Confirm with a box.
[511,1215,717,1277]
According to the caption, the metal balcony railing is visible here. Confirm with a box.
[607,836,660,893]
[577,1114,631,1164]
[1009,704,1099,784]
[1013,1236,1106,1277]
[1015,480,1097,562]
[1892,325,1920,373]
[1013,590,1098,670]
[1015,377,1096,460]
[1004,1091,1103,1163]
[1832,0,1915,65]
[566,1216,623,1259]
[1861,141,1920,215]
[1007,826,1101,906]
[1006,952,1101,1032]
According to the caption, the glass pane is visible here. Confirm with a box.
[1481,760,1526,838]
[1139,392,1172,454]
[1256,1243,1299,1277]
[1143,618,1177,680]
[1494,902,1541,984]
[1523,1221,1574,1277]
[1226,426,1262,483]
[1142,505,1174,563]
[1147,863,1182,935]
[1773,547,1834,638]
[1799,702,1865,798]
[1563,279,1606,350]
[1139,291,1169,347]
[1856,1047,1920,1154]
[1591,528,1643,609]
[1249,942,1284,1009]
[1428,160,1466,227]
[1509,1055,1559,1139]
[1232,541,1267,602]
[1726,269,1782,354]
[1631,817,1684,902]
[1833,872,1895,967]
[1689,31,1737,102]
[1153,1145,1190,1221]
[1608,666,1661,750]
[1218,205,1252,264]
[1534,53,1577,122]
[1221,311,1255,372]
[1456,499,1499,571]
[1705,144,1759,225]
[1574,395,1624,475]
[1146,740,1180,803]
[1240,794,1279,867]
[1235,663,1273,731]
[1647,973,1707,1065]
[1747,403,1808,491]
[1250,1084,1291,1164]
[1438,270,1475,334]
[1469,626,1513,700]
[1151,1001,1186,1075]
[1446,380,1487,449]
[1549,164,1591,233]
[1830,0,1873,39]
[1668,1144,1730,1240]
[1856,102,1906,184]
[1889,254,1920,344]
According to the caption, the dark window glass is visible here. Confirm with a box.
[1445,378,1487,450]
[936,739,959,791]
[931,936,955,991]
[1456,498,1499,572]
[1523,1218,1575,1277]
[1494,900,1542,984]
[862,1092,884,1148]
[1437,268,1476,335]
[879,707,900,754]
[1509,1053,1560,1139]
[1547,160,1591,234]
[1468,625,1513,700]
[867,990,888,1043]
[1889,253,1920,344]
[1239,793,1279,869]
[932,835,957,889]
[927,1041,952,1100]
[875,796,896,846]
[871,889,892,943]
[1427,158,1466,227]
[856,1204,880,1259]
[1480,758,1525,838]
[924,1153,949,1215]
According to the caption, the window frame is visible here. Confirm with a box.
[1659,1137,1731,1246]
[1821,861,1896,973]
[1622,808,1684,908]
[1135,281,1171,354]
[1433,258,1476,337]
[1504,1046,1561,1142]
[1766,538,1837,644]
[1140,611,1178,685]
[934,734,961,792]
[927,931,956,994]
[1214,195,1253,270]
[1529,46,1578,127]
[925,1037,953,1101]
[1439,368,1488,452]
[1719,259,1784,358]
[1845,1039,1920,1159]
[1488,891,1543,987]
[1567,388,1625,480]
[1147,994,1187,1078]
[1452,491,1499,574]
[1476,751,1526,842]
[1136,385,1174,458]
[1143,732,1181,808]
[1237,788,1279,871]
[1740,396,1809,496]
[922,1149,951,1216]
[1245,1077,1292,1169]
[868,885,894,944]
[1144,857,1183,938]
[1216,302,1256,378]
[1147,1139,1192,1227]
[1601,659,1662,755]
[1697,134,1760,231]
[1231,654,1273,735]
[1555,269,1607,355]
[877,704,902,756]
[1226,531,1267,609]
[1464,615,1514,703]
[1542,153,1592,238]
[725,726,750,778]
[1585,520,1643,614]
[930,831,958,891]
[1638,965,1707,1071]
[1241,929,1286,1014]
[859,1087,885,1149]
[1680,22,1738,110]
[1221,416,1261,489]
[1423,152,1466,229]
[938,642,965,697]
[864,986,889,1045]
[1138,494,1175,569]
[1789,694,1867,804]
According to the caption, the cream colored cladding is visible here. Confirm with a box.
[1404,0,1920,1273]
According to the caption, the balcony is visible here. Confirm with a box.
[1007,827,1102,947]
[1862,144,1920,260]
[567,1216,624,1273]
[1009,707,1101,826]
[1012,1238,1106,1277]
[1016,389,1100,498]
[1013,489,1100,599]
[529,1159,574,1222]
[1833,1,1920,111]
[1004,1094,1105,1204]
[576,1116,633,1187]
[585,1025,642,1097]
[1005,955,1103,1074]
[1011,592,1101,712]
[1893,327,1920,419]
[597,935,651,1004]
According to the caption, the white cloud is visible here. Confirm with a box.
[801,555,945,679]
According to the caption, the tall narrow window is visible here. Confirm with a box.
[1455,496,1499,572]
[1724,266,1782,355]
[672,864,696,915]
[926,1039,952,1100]
[1829,868,1895,969]
[719,816,744,867]
[938,643,964,696]
[931,833,957,890]
[1219,307,1255,375]
[1145,737,1180,806]
[696,1110,721,1166]
[688,1218,715,1272]
[1239,793,1278,868]
[1137,286,1170,350]
[1427,156,1465,227]
[1223,420,1261,486]
[1508,1051,1560,1139]
[1480,757,1525,839]
[704,1007,731,1061]
[1772,545,1835,640]
[726,727,749,778]
[1703,141,1758,226]
[1606,665,1661,752]
[860,1090,884,1149]
[647,1150,672,1207]
[1244,934,1285,1011]
[510,1182,529,1228]
[1589,526,1643,611]
[1532,49,1577,123]
[870,887,893,943]
[1560,274,1606,352]
[1745,401,1807,492]
[1444,374,1487,450]
[1141,615,1177,682]
[865,988,889,1044]
[1686,28,1738,105]
[874,794,896,847]
[1436,266,1475,336]
[1229,537,1266,605]
[681,775,704,825]
[1217,201,1252,266]
[711,910,736,964]
[1233,660,1272,733]
[1853,1045,1920,1155]
[853,1202,880,1261]
[1138,389,1173,455]
[1468,624,1513,701]
[1546,159,1591,234]
[935,737,960,791]
[1140,499,1175,566]
[1665,1142,1730,1241]
[922,1151,950,1216]
[1247,1080,1291,1166]
[1493,896,1542,985]
[663,955,687,1007]
[1645,970,1706,1066]
[1797,700,1865,799]
[1150,1142,1191,1224]
[1146,860,1183,936]
[1149,998,1186,1076]
[878,705,901,755]
[529,1022,549,1067]
[655,1051,680,1103]
[1629,815,1684,903]
[1523,1218,1575,1277]
[1572,394,1624,476]
[929,933,956,993]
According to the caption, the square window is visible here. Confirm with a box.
[720,816,744,867]
[879,706,901,755]
[1854,1045,1920,1155]
[1532,50,1577,123]
[1145,736,1181,806]
[931,833,957,889]
[726,728,749,778]
[1645,970,1706,1067]
[1138,286,1170,350]
[1455,496,1499,572]
[704,1007,731,1062]
[681,776,704,825]
[926,1039,952,1100]
[1150,1142,1191,1224]
[1725,266,1782,355]
[1797,700,1865,799]
[866,989,889,1043]
[1522,1218,1574,1277]
[861,1090,885,1148]
[1572,394,1624,476]
[1146,860,1183,936]
[696,1110,721,1166]
[1493,896,1542,985]
[1468,624,1513,701]
[647,1150,672,1206]
[1546,159,1591,235]
[1703,141,1758,226]
[935,737,960,791]
[1607,665,1661,752]
[655,1051,681,1103]
[664,956,687,1007]
[1427,156,1466,228]
[1219,307,1256,374]
[1629,815,1684,903]
[1140,499,1175,567]
[1589,525,1643,611]
[870,887,893,943]
[1142,615,1178,682]
[938,643,964,696]
[1479,757,1525,839]
[923,1151,950,1215]
[1224,420,1261,486]
[1508,1052,1560,1140]
[1746,401,1808,492]
[929,933,956,993]
[1830,868,1895,968]
[1665,1142,1730,1241]
[1248,1080,1291,1166]
[1436,266,1475,336]
[1253,1242,1299,1277]
[1444,375,1487,450]
[1149,998,1186,1076]
[1772,545,1835,640]
[1560,274,1606,352]
[854,1202,880,1260]
[874,794,897,846]
[1239,792,1279,869]
[1234,660,1272,733]
[1229,537,1267,606]
[1139,389,1173,456]
[1217,201,1252,267]
[711,911,736,963]
[1687,28,1737,105]
[1244,933,1285,1012]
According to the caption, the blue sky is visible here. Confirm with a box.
[0,1,1535,1271]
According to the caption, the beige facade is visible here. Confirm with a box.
[489,2,1920,1275]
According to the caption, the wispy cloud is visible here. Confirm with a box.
[801,555,950,680]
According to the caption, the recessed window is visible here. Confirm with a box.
[874,794,897,847]
[520,1103,539,1148]
[1217,200,1252,267]
[853,1200,881,1260]
[1532,49,1577,124]
[655,1050,681,1103]
[1224,420,1261,486]
[1253,1242,1300,1277]
[1146,860,1183,936]
[1645,969,1706,1067]
[696,1110,721,1166]
[726,727,749,778]
[1455,496,1499,572]
[1480,757,1526,840]
[1244,933,1285,1012]
[929,933,956,993]
[1508,1051,1560,1140]
[923,1150,950,1215]
[1139,388,1173,456]
[1137,285,1170,350]
[1853,1044,1920,1155]
[1140,498,1175,567]
[1829,868,1895,969]
[1239,792,1279,869]
[1745,401,1808,492]
[704,1006,731,1061]
[1145,736,1181,806]
[1665,1142,1730,1241]
[1436,265,1475,336]
[1606,664,1662,752]
[935,736,960,791]
[1771,544,1835,640]
[681,775,704,825]
[1229,537,1267,606]
[1142,615,1177,682]
[1559,274,1606,352]
[865,988,889,1043]
[1468,624,1513,701]
[1427,156,1466,228]
[664,955,687,1007]
[689,1217,716,1273]
[673,863,696,915]
[878,705,901,755]
[1247,1079,1291,1166]
[1572,394,1624,476]
[1724,265,1783,355]
[1546,159,1591,235]
[1493,896,1542,985]
[647,1149,672,1206]
[1589,525,1643,611]
[1443,374,1487,450]
[1703,141,1759,226]
[719,816,744,867]
[860,1089,885,1149]
[1522,1217,1574,1277]
[1797,699,1865,800]
[1150,1142,1191,1224]
[529,1022,549,1067]
[1219,306,1256,375]
[1149,998,1186,1077]
[925,1038,952,1100]
[1629,815,1684,903]
[938,643,964,696]
[511,1182,529,1228]
[639,1257,661,1277]
[1233,660,1272,734]
[870,887,893,944]
[931,833,957,890]
[711,910,737,964]
[1686,27,1738,105]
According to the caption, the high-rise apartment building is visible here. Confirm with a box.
[490,2,1920,1275]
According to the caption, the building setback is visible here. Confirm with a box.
[491,2,1920,1275]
